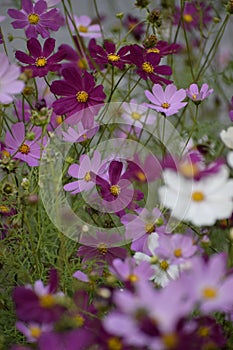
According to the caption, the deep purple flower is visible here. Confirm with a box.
[130,44,172,85]
[8,0,64,39]
[123,14,145,41]
[229,96,233,122]
[4,122,47,167]
[89,39,131,70]
[145,40,182,57]
[16,38,65,77]
[58,43,90,71]
[50,67,106,129]
[126,153,161,183]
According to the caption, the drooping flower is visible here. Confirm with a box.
[8,0,64,39]
[15,38,65,77]
[145,84,187,116]
[89,39,131,70]
[158,166,233,226]
[64,151,102,194]
[123,14,145,41]
[130,44,172,85]
[50,67,106,129]
[0,53,24,104]
[186,83,214,102]
[69,15,101,38]
[144,40,182,57]
[4,122,47,167]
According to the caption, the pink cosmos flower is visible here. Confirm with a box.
[69,15,101,38]
[62,122,99,143]
[186,83,214,102]
[64,151,102,194]
[121,99,155,127]
[8,0,64,39]
[145,83,187,116]
[16,322,53,343]
[0,53,24,104]
[15,38,65,77]
[4,122,47,167]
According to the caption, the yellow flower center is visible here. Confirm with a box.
[77,58,88,69]
[56,115,63,125]
[108,53,120,62]
[0,205,10,213]
[110,184,121,196]
[76,91,89,103]
[192,191,205,202]
[39,294,56,308]
[174,248,182,257]
[183,14,193,23]
[19,143,30,154]
[131,111,142,120]
[79,25,88,33]
[35,57,47,67]
[28,13,40,24]
[161,102,170,109]
[30,326,42,338]
[97,243,108,255]
[145,222,155,234]
[202,287,217,299]
[160,260,169,270]
[136,171,146,182]
[192,94,197,100]
[84,171,91,182]
[179,162,199,178]
[127,274,139,283]
[162,333,178,349]
[107,337,123,350]
[147,48,160,54]
[198,326,210,337]
[73,314,85,327]
[142,61,154,73]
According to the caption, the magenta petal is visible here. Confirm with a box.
[27,38,42,57]
[11,20,28,29]
[22,0,33,14]
[25,25,38,38]
[15,50,34,64]
[43,38,55,57]
[52,97,78,115]
[8,9,26,20]
[109,161,123,185]
[34,0,47,15]
[50,80,76,96]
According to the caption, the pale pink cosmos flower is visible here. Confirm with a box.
[62,122,99,143]
[69,15,101,38]
[16,322,53,343]
[0,53,24,104]
[186,83,214,102]
[145,84,187,116]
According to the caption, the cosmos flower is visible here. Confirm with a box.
[123,14,145,41]
[50,67,106,129]
[62,122,99,143]
[220,126,233,149]
[8,0,64,39]
[69,15,101,38]
[121,99,155,127]
[15,38,65,77]
[4,122,47,167]
[16,322,52,343]
[159,166,233,226]
[144,40,182,57]
[186,83,214,102]
[130,44,172,85]
[145,84,187,116]
[0,53,24,104]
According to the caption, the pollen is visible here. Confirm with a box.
[137,171,146,182]
[84,171,91,182]
[192,94,197,100]
[76,91,89,103]
[142,61,154,73]
[145,222,155,234]
[77,58,88,69]
[179,162,199,177]
[183,14,193,23]
[28,13,40,24]
[131,111,142,120]
[127,274,139,283]
[108,53,120,62]
[161,102,170,109]
[110,184,121,196]
[97,243,108,255]
[198,326,210,337]
[39,294,56,308]
[202,287,217,299]
[0,205,10,213]
[160,260,169,270]
[79,25,88,33]
[174,248,182,257]
[56,115,63,125]
[35,57,47,67]
[19,143,30,154]
[107,337,123,350]
[147,48,160,54]
[192,191,205,202]
[30,326,41,338]
[162,333,178,349]
[73,314,85,327]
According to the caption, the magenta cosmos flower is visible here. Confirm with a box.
[15,38,65,77]
[69,15,101,38]
[8,0,64,39]
[89,39,131,70]
[4,122,47,166]
[145,83,187,116]
[130,44,172,85]
[144,40,182,57]
[50,67,106,129]
[123,14,145,41]
[0,53,24,104]
[186,83,214,102]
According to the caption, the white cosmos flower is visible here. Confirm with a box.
[158,166,233,226]
[220,127,233,149]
